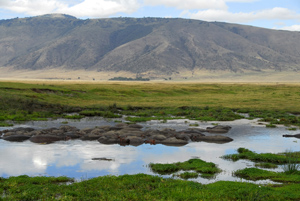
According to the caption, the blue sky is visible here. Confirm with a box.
[0,0,299,31]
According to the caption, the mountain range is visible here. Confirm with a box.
[0,14,299,80]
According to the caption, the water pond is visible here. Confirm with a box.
[0,117,299,184]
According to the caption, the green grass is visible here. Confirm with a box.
[123,106,243,122]
[266,123,277,128]
[1,81,300,110]
[0,92,80,124]
[149,159,221,177]
[175,172,199,179]
[244,109,300,127]
[222,147,300,164]
[1,82,300,125]
[3,174,300,200]
[234,168,300,183]
[282,162,300,174]
[0,121,13,127]
[255,163,278,169]
[150,163,180,174]
[282,150,300,174]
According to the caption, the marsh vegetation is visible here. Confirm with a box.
[0,81,300,127]
[149,159,221,176]
[1,81,300,200]
[2,152,300,200]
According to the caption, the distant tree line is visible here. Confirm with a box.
[109,77,150,81]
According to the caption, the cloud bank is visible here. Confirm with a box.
[0,0,299,31]
[187,7,300,23]
[0,0,140,17]
[143,0,228,10]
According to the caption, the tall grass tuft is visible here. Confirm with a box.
[282,150,300,174]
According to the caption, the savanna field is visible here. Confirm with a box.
[1,81,299,110]
[1,81,300,126]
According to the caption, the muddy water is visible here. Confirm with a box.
[0,117,299,184]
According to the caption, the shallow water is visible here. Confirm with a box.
[0,117,299,184]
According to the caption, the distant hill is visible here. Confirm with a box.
[0,14,299,80]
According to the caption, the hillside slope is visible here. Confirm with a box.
[0,14,299,79]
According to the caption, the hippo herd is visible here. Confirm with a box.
[0,124,233,146]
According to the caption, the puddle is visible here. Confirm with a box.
[0,117,299,184]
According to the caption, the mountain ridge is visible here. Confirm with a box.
[0,15,299,79]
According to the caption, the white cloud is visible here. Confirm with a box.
[1,0,67,15]
[0,0,299,31]
[143,0,227,10]
[0,140,138,177]
[278,25,300,31]
[224,0,258,2]
[188,7,300,23]
[0,0,10,6]
[58,0,140,17]
[0,0,140,17]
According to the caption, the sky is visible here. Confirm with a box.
[0,0,299,31]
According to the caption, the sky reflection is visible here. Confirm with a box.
[0,118,300,184]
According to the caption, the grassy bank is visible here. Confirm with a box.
[1,174,300,200]
[0,81,300,126]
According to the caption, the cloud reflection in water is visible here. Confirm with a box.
[0,119,300,184]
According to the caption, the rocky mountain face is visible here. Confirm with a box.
[0,14,299,77]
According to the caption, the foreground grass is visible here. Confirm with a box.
[2,174,300,200]
[0,81,300,126]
